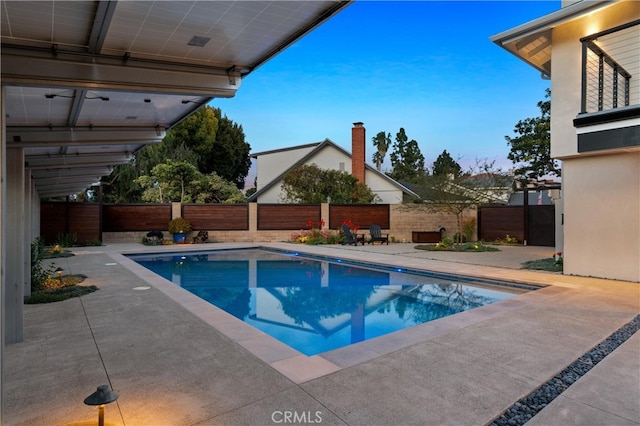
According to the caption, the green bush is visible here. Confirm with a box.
[56,232,78,247]
[453,232,467,243]
[415,241,499,253]
[25,285,98,304]
[168,217,192,234]
[30,237,55,292]
[463,217,476,242]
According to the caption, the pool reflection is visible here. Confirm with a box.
[132,250,520,355]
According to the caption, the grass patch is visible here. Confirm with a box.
[414,243,500,252]
[521,258,563,273]
[26,274,97,304]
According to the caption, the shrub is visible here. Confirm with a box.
[31,237,55,292]
[415,241,499,252]
[453,232,467,243]
[25,284,97,304]
[291,219,341,245]
[291,229,341,245]
[168,217,192,234]
[463,217,476,242]
[56,232,78,247]
[495,234,518,245]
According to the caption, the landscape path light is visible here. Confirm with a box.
[84,384,119,426]
[55,267,64,285]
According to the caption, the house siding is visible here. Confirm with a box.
[254,144,408,204]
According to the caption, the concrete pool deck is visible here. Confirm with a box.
[4,242,639,425]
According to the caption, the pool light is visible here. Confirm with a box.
[84,385,119,426]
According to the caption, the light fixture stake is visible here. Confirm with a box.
[84,385,119,426]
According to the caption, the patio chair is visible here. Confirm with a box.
[368,224,389,245]
[341,224,364,246]
[192,230,208,244]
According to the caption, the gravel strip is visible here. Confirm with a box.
[491,314,640,426]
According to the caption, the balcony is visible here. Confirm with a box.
[574,19,639,153]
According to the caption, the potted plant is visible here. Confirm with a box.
[168,217,192,244]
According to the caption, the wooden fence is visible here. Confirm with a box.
[39,202,393,244]
[478,205,555,246]
[40,202,554,246]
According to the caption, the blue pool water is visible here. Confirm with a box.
[129,249,530,356]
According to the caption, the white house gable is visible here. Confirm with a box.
[255,144,318,192]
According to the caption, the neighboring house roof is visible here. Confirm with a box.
[490,0,613,76]
[508,191,553,206]
[400,181,468,203]
[250,142,324,159]
[248,139,418,202]
[401,174,514,205]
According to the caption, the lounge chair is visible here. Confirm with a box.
[368,224,389,245]
[341,224,364,246]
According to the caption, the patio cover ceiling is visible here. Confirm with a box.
[490,0,613,78]
[1,0,351,198]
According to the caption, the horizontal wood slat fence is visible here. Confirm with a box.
[37,202,554,247]
[182,204,249,230]
[40,203,101,245]
[41,202,399,244]
[329,204,390,229]
[257,204,321,230]
[103,205,171,232]
[478,205,555,247]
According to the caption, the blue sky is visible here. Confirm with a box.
[213,1,558,176]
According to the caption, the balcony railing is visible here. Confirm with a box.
[580,19,639,114]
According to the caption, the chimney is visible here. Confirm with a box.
[352,122,365,184]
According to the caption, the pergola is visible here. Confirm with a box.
[1,1,351,197]
[0,1,352,413]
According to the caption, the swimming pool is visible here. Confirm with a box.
[129,248,531,356]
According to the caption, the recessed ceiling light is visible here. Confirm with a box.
[187,35,211,47]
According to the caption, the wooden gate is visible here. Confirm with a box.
[478,205,555,247]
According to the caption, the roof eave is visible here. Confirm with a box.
[490,0,615,75]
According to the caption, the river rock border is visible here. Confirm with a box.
[491,314,640,426]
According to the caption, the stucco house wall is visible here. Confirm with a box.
[550,0,639,159]
[563,153,640,282]
[550,1,639,281]
[492,0,640,281]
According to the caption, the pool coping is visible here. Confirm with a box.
[113,242,564,384]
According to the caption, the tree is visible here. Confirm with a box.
[371,131,391,171]
[424,160,510,244]
[206,108,251,189]
[388,128,426,184]
[101,142,200,203]
[159,107,218,172]
[432,150,462,178]
[506,89,560,182]
[281,164,379,204]
[136,160,200,203]
[135,159,246,204]
[192,172,247,204]
[101,106,251,201]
